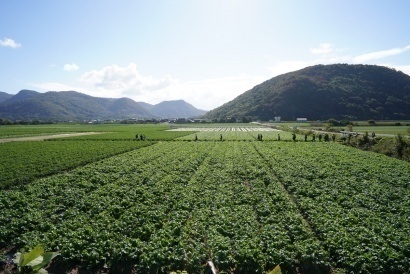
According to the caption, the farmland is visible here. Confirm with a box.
[1,124,410,273]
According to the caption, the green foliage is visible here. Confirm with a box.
[255,141,410,273]
[12,245,59,274]
[394,134,410,160]
[342,132,410,161]
[0,124,195,189]
[1,130,409,273]
[0,140,153,189]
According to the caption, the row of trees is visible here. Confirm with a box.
[0,118,55,125]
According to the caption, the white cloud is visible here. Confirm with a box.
[140,74,265,110]
[79,63,176,95]
[0,38,21,48]
[63,63,79,71]
[310,43,335,55]
[30,43,410,111]
[76,62,263,110]
[77,63,263,110]
[266,43,352,78]
[353,45,410,63]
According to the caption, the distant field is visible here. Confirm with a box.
[0,124,194,140]
[0,124,95,138]
[0,124,193,189]
[266,122,410,136]
[349,125,410,135]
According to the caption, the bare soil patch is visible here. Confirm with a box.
[0,132,105,143]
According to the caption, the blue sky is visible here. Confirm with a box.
[1,0,409,110]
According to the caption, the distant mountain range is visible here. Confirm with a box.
[0,90,206,121]
[204,64,410,121]
[3,64,410,122]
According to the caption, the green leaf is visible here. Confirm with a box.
[32,252,60,271]
[267,265,282,274]
[37,269,49,274]
[26,255,44,267]
[21,245,44,267]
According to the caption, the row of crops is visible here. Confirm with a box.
[176,130,292,141]
[0,140,154,189]
[1,136,410,273]
[169,127,276,132]
[253,142,410,273]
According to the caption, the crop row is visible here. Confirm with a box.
[0,142,213,271]
[0,124,196,189]
[169,127,276,132]
[1,141,329,273]
[253,141,410,273]
[176,131,294,141]
[1,140,409,273]
[0,140,153,189]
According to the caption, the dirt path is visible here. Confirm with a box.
[0,132,105,143]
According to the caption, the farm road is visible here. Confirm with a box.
[0,132,105,143]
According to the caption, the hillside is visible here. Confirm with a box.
[0,91,204,121]
[0,91,13,103]
[136,101,154,110]
[107,97,156,118]
[149,100,207,118]
[204,64,410,121]
[2,89,39,104]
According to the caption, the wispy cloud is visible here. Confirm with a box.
[63,63,79,71]
[268,43,410,77]
[310,43,335,55]
[0,38,21,48]
[29,82,87,93]
[354,45,410,63]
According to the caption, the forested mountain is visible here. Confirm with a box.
[204,64,410,121]
[0,91,13,103]
[136,101,155,110]
[2,89,39,103]
[0,90,205,121]
[149,100,207,119]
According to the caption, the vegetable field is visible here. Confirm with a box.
[1,124,409,273]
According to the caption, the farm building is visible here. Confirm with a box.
[296,118,307,122]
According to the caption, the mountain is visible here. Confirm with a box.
[0,91,13,103]
[108,97,156,118]
[204,64,410,121]
[150,100,207,118]
[2,89,39,104]
[0,90,205,121]
[137,101,154,110]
